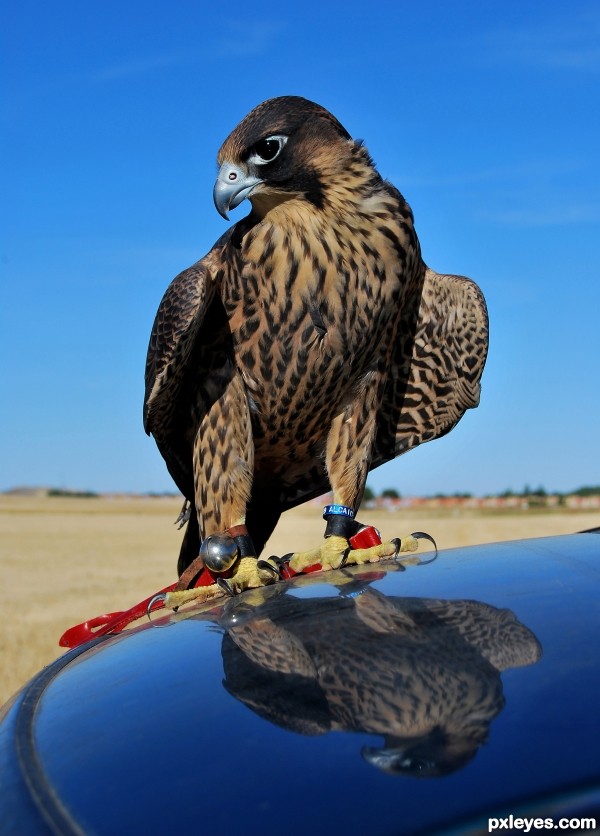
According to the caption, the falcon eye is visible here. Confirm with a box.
[249,135,287,165]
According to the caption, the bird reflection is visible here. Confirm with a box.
[197,564,541,778]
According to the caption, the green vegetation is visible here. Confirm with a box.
[47,488,99,499]
[572,485,600,497]
[381,488,401,499]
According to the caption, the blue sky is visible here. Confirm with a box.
[2,0,599,497]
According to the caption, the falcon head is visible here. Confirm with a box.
[361,728,480,778]
[213,96,355,219]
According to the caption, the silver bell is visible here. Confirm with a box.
[200,533,239,574]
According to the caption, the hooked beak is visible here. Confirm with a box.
[361,745,437,776]
[213,162,262,220]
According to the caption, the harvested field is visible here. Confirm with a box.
[1,494,597,706]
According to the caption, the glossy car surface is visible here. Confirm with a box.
[1,531,599,835]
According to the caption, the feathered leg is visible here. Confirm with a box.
[193,372,254,538]
[191,373,276,591]
[288,371,418,573]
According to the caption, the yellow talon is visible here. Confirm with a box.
[164,555,271,610]
[398,535,419,553]
[289,535,349,573]
[164,585,222,609]
[289,533,420,574]
[163,534,424,611]
[229,555,267,592]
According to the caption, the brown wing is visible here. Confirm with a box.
[144,262,215,430]
[424,599,542,670]
[143,242,228,496]
[373,267,489,468]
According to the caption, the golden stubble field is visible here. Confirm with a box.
[1,494,597,706]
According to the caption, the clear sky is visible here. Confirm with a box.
[2,0,599,498]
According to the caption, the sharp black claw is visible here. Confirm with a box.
[216,577,235,597]
[269,553,293,576]
[257,558,282,579]
[174,500,192,529]
[146,592,167,624]
[410,531,439,564]
[339,546,352,568]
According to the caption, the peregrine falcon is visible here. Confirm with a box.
[144,96,488,591]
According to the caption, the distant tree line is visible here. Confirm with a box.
[41,484,600,502]
[570,485,600,497]
[47,488,99,498]
[363,486,471,501]
[363,484,600,502]
[498,485,600,499]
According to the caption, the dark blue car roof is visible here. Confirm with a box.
[1,532,600,835]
